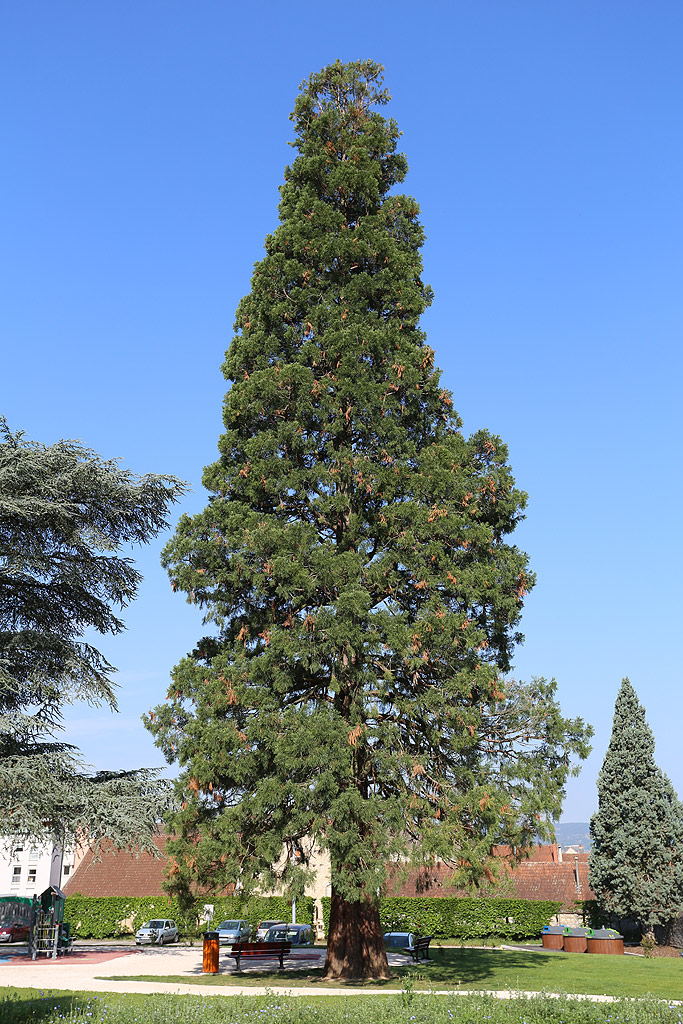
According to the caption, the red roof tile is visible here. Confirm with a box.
[63,835,168,897]
[386,846,594,909]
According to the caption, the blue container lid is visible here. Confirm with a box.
[383,931,415,948]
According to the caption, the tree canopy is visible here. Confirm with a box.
[0,418,186,851]
[589,678,683,935]
[146,59,591,980]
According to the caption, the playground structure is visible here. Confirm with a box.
[29,884,73,959]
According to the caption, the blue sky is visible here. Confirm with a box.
[3,1,682,824]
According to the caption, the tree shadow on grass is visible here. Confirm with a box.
[349,947,568,989]
[0,991,92,1023]
[411,946,565,988]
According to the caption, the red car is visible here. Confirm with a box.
[0,921,30,943]
[0,896,33,943]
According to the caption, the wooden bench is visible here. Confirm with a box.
[402,935,433,961]
[227,940,292,971]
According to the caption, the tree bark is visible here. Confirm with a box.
[322,887,392,981]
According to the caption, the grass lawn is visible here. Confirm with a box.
[104,946,683,999]
[2,987,683,1024]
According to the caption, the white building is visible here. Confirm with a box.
[0,839,82,898]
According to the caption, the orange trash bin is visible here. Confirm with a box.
[202,931,220,973]
[541,926,564,950]
[563,927,588,953]
[586,928,624,955]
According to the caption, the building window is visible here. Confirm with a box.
[11,866,21,885]
[12,846,24,858]
[27,869,36,886]
[62,865,71,877]
[28,847,39,862]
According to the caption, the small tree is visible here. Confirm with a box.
[589,678,683,937]
[147,60,591,981]
[0,419,186,851]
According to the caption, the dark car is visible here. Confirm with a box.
[255,920,287,940]
[264,923,314,946]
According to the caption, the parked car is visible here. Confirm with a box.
[135,919,179,945]
[264,923,314,946]
[255,920,287,940]
[217,919,252,945]
[0,896,33,943]
[0,921,30,943]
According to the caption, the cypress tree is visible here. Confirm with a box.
[147,60,590,980]
[589,678,683,937]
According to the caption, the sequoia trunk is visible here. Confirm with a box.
[322,888,392,981]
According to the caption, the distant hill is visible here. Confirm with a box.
[555,822,592,849]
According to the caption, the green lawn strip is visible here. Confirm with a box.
[103,947,683,999]
[2,988,683,1024]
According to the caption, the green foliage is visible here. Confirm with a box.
[320,895,560,940]
[146,58,590,936]
[0,419,186,850]
[63,896,184,939]
[589,679,683,932]
[63,894,314,938]
[579,899,606,929]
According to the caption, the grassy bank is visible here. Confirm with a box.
[106,946,683,999]
[2,989,683,1024]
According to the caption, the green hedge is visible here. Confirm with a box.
[63,895,315,939]
[65,893,557,941]
[321,896,561,940]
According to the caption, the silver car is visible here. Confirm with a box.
[135,919,178,945]
[217,919,251,945]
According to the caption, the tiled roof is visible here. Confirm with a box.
[64,837,594,910]
[386,846,594,909]
[63,835,169,897]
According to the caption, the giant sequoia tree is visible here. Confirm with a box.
[147,60,590,980]
[589,679,683,936]
[0,420,185,851]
